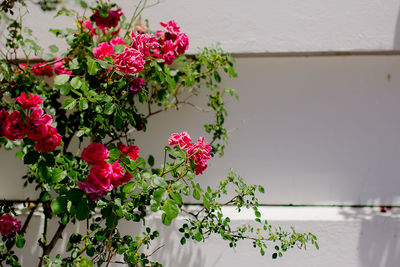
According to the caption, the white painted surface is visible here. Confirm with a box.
[2,56,400,205]
[15,206,400,267]
[4,0,400,55]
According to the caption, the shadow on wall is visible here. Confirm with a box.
[393,6,400,49]
[340,208,400,267]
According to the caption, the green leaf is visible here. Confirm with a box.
[180,237,186,245]
[70,77,82,89]
[66,189,83,204]
[272,253,277,259]
[109,149,121,160]
[114,113,122,130]
[202,196,210,210]
[153,188,167,202]
[147,155,155,167]
[54,74,70,85]
[76,198,90,221]
[51,196,67,215]
[104,102,115,115]
[161,212,172,226]
[151,175,168,188]
[122,181,137,194]
[51,168,66,183]
[213,71,221,83]
[16,234,25,248]
[63,98,77,110]
[79,99,89,110]
[23,150,40,165]
[193,229,202,242]
[48,44,59,53]
[162,199,179,220]
[170,191,182,206]
[87,58,99,75]
[193,189,201,200]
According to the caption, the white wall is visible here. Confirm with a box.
[2,1,400,266]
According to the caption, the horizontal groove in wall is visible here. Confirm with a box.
[6,50,400,63]
[1,199,398,208]
[229,50,400,58]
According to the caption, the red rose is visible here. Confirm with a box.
[117,142,139,161]
[81,143,109,165]
[3,110,26,141]
[0,109,9,137]
[0,214,21,236]
[27,108,52,142]
[92,8,123,29]
[35,126,62,153]
[114,47,144,75]
[16,92,43,110]
[31,63,53,77]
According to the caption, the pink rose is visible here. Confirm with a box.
[35,126,62,153]
[54,58,72,75]
[93,42,115,60]
[168,131,192,149]
[175,33,189,55]
[114,47,144,75]
[81,143,109,165]
[110,37,126,46]
[78,162,113,200]
[130,32,159,57]
[0,214,21,236]
[185,137,212,175]
[160,40,176,65]
[31,63,53,77]
[92,8,123,29]
[117,142,140,161]
[160,20,181,41]
[0,109,9,137]
[27,109,52,142]
[89,162,113,187]
[80,19,100,35]
[3,110,26,141]
[16,92,43,109]
[110,161,129,187]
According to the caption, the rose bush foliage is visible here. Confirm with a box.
[0,0,318,266]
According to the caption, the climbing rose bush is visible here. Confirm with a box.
[0,0,318,266]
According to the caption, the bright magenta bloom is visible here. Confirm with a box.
[110,37,126,46]
[81,143,109,165]
[93,42,115,60]
[16,92,43,109]
[27,108,52,142]
[186,137,212,175]
[0,214,21,236]
[0,109,9,137]
[117,142,140,161]
[168,131,192,149]
[114,47,144,75]
[130,32,159,57]
[31,63,53,77]
[3,110,26,141]
[35,126,62,153]
[54,58,72,75]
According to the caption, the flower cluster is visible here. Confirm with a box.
[20,59,72,77]
[0,214,21,236]
[78,142,139,201]
[169,131,211,175]
[1,93,61,153]
[156,20,189,64]
[91,19,189,75]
